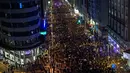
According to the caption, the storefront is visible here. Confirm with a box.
[108,28,129,54]
[0,45,43,65]
[0,50,3,61]
[108,35,120,54]
[123,50,130,69]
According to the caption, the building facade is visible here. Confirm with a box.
[67,0,130,62]
[108,0,130,51]
[0,0,47,65]
[68,0,108,36]
[40,0,48,18]
[87,0,108,37]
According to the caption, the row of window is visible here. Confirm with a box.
[109,8,128,25]
[1,27,40,37]
[109,27,128,42]
[0,10,39,18]
[108,16,125,38]
[109,3,128,16]
[0,1,38,9]
[2,37,40,47]
[109,0,128,7]
[1,19,39,28]
[109,13,125,24]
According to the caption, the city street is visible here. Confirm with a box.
[25,0,128,73]
[0,0,129,73]
[45,0,128,73]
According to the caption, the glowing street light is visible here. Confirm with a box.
[74,8,79,14]
[48,1,51,4]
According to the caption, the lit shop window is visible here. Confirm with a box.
[21,59,24,65]
[33,56,36,60]
[5,52,9,58]
[0,50,3,55]
[21,51,24,55]
[10,54,14,61]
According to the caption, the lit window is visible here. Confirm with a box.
[21,59,24,64]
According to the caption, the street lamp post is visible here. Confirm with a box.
[49,0,56,73]
[48,0,53,72]
[107,44,110,65]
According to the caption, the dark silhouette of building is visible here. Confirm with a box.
[0,0,48,65]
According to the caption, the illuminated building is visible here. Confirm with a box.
[108,0,130,50]
[0,0,47,65]
[87,0,108,36]
[67,0,108,36]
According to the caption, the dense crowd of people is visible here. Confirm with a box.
[46,0,123,73]
[1,0,127,73]
[24,55,49,73]
[22,0,127,73]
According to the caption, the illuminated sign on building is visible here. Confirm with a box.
[40,31,47,35]
[19,3,22,8]
[40,19,47,35]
